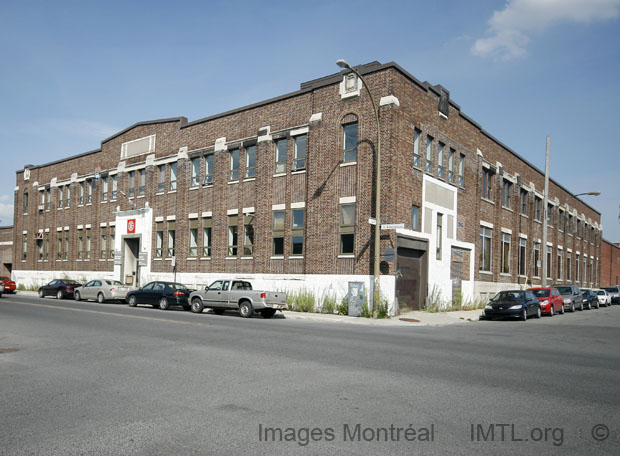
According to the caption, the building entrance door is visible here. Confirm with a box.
[122,237,140,286]
[395,237,428,311]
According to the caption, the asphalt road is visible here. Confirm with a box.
[1,294,619,456]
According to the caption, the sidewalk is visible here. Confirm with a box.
[12,290,483,326]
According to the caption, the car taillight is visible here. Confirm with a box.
[173,291,184,297]
[260,292,266,298]
[66,286,72,291]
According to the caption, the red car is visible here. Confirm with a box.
[1,276,16,293]
[527,287,564,316]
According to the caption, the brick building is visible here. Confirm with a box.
[601,239,620,287]
[12,61,603,311]
[0,226,13,277]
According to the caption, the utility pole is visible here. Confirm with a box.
[541,137,550,287]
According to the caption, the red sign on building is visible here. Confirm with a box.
[127,219,136,234]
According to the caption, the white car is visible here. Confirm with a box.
[75,279,136,303]
[595,289,612,307]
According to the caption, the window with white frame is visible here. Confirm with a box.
[501,232,511,274]
[340,204,355,254]
[479,226,492,272]
[167,221,175,257]
[294,134,307,171]
[157,165,166,192]
[343,122,358,163]
[546,245,552,280]
[448,148,455,183]
[138,169,145,196]
[458,153,465,187]
[229,149,240,181]
[275,139,287,174]
[437,142,444,178]
[128,171,135,198]
[202,218,212,257]
[102,177,108,201]
[204,154,214,184]
[189,220,198,257]
[245,145,256,178]
[501,179,512,209]
[533,241,541,278]
[191,157,200,187]
[291,209,304,256]
[413,128,421,167]
[272,211,285,255]
[228,216,238,256]
[518,237,527,276]
[169,163,177,191]
[111,175,117,200]
[425,135,433,172]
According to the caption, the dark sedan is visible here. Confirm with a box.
[483,290,541,321]
[580,289,599,310]
[38,279,83,299]
[126,281,192,310]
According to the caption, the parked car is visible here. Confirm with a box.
[483,290,541,321]
[554,284,583,312]
[601,286,620,304]
[580,289,599,310]
[188,279,287,318]
[527,287,564,316]
[74,279,135,303]
[38,279,83,299]
[1,276,16,294]
[126,281,192,310]
[595,289,612,307]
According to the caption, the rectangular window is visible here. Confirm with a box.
[437,142,445,178]
[448,148,455,183]
[518,237,527,276]
[64,230,70,260]
[501,179,512,209]
[275,139,287,174]
[568,214,573,235]
[46,188,51,210]
[535,197,544,222]
[557,250,563,281]
[128,171,135,198]
[520,189,528,215]
[412,205,420,231]
[102,177,108,201]
[481,167,494,200]
[228,216,238,256]
[558,210,565,231]
[340,204,355,254]
[22,233,27,260]
[44,233,49,261]
[79,182,85,205]
[108,226,116,259]
[189,219,198,257]
[202,218,212,257]
[243,215,254,256]
[501,232,511,274]
[111,175,118,200]
[458,154,465,187]
[567,252,572,281]
[58,187,64,208]
[425,135,433,172]
[245,145,256,178]
[157,165,166,192]
[191,157,200,187]
[204,155,214,185]
[78,229,84,260]
[100,227,107,259]
[272,211,285,255]
[533,241,541,278]
[65,185,70,207]
[229,149,240,181]
[87,180,93,204]
[343,122,358,163]
[169,163,177,191]
[546,245,552,280]
[155,222,163,258]
[85,228,91,259]
[57,233,63,260]
[23,191,29,214]
[138,169,145,196]
[576,253,580,283]
[167,221,175,257]
[547,203,554,224]
[436,213,443,260]
[291,209,304,256]
[413,128,421,167]
[583,256,587,285]
[37,239,43,261]
[479,226,492,272]
[294,134,307,171]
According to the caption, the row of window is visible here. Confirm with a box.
[413,128,465,186]
[22,227,116,262]
[479,226,598,284]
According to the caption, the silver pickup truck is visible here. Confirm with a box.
[188,280,287,318]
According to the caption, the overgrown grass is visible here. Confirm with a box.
[423,285,487,312]
[336,298,348,316]
[321,294,336,314]
[286,289,316,313]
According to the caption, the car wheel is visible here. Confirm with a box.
[579,303,583,311]
[535,306,541,319]
[38,289,44,298]
[74,291,81,301]
[56,290,63,300]
[97,293,105,304]
[596,302,599,309]
[239,300,254,318]
[159,297,169,310]
[520,309,527,321]
[559,304,564,315]
[212,308,225,315]
[261,308,276,319]
[549,305,554,317]
[190,298,204,313]
[128,295,137,307]
[570,303,575,312]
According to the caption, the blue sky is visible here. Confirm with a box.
[1,0,619,241]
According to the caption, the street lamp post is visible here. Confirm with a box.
[337,59,382,316]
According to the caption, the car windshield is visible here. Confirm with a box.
[105,280,124,285]
[596,290,605,296]
[556,286,572,294]
[491,291,524,302]
[530,289,550,298]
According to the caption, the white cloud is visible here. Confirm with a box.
[0,194,14,226]
[473,0,620,59]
